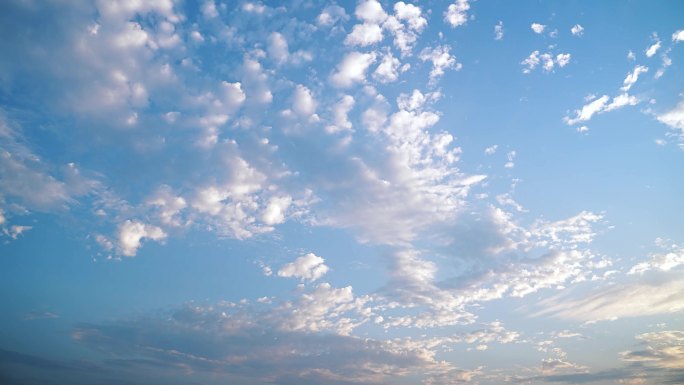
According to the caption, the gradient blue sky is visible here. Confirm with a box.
[1,1,684,384]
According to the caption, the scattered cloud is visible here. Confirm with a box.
[444,0,470,28]
[571,24,584,36]
[494,21,504,40]
[420,45,461,84]
[277,253,330,282]
[531,23,546,34]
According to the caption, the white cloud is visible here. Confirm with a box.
[564,95,609,125]
[629,239,684,275]
[522,51,571,73]
[201,0,218,18]
[531,23,546,34]
[396,89,440,111]
[277,253,330,282]
[117,220,167,257]
[627,50,636,60]
[147,185,187,227]
[484,145,498,155]
[673,29,684,42]
[444,0,470,28]
[621,65,648,92]
[419,45,460,84]
[3,225,32,239]
[521,51,541,73]
[657,100,684,137]
[394,2,427,31]
[373,51,401,83]
[317,5,348,27]
[556,53,571,67]
[570,24,584,36]
[604,93,638,112]
[504,150,516,168]
[541,53,554,72]
[261,196,292,225]
[326,95,355,134]
[494,21,504,40]
[330,52,376,88]
[291,84,317,117]
[242,2,266,13]
[646,40,661,57]
[355,0,388,24]
[534,272,684,322]
[344,23,384,46]
[267,32,289,64]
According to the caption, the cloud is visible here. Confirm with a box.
[533,271,684,322]
[355,0,388,24]
[330,52,376,88]
[621,65,648,92]
[394,2,427,31]
[344,23,384,46]
[326,95,355,134]
[621,331,684,370]
[521,51,571,73]
[419,45,461,84]
[373,51,402,83]
[657,100,684,138]
[317,5,348,27]
[571,24,584,36]
[267,32,289,64]
[277,253,329,282]
[646,39,661,57]
[628,239,684,275]
[484,145,498,155]
[556,53,571,67]
[117,220,167,256]
[565,93,640,126]
[531,23,546,34]
[494,21,504,40]
[674,29,684,42]
[444,0,470,28]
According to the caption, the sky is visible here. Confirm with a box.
[1,0,683,384]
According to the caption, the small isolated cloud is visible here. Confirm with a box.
[504,150,516,168]
[117,220,167,257]
[522,51,570,73]
[419,45,461,84]
[657,100,684,135]
[277,253,329,282]
[673,29,684,42]
[531,23,546,34]
[494,21,504,40]
[621,65,648,92]
[484,144,498,155]
[3,225,32,240]
[330,51,376,88]
[444,0,470,28]
[565,93,638,126]
[556,53,571,67]
[571,24,584,36]
[646,35,661,57]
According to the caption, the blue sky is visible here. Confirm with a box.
[1,0,683,384]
